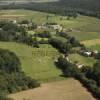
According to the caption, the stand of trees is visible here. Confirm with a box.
[0,49,40,100]
[49,32,81,53]
[34,31,51,38]
[49,38,72,53]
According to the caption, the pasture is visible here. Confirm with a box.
[0,9,100,41]
[9,78,95,100]
[0,42,63,82]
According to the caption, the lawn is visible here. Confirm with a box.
[68,53,96,66]
[9,78,95,100]
[0,42,63,82]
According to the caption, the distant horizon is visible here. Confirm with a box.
[0,0,59,3]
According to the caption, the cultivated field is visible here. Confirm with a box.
[9,78,95,100]
[0,42,63,82]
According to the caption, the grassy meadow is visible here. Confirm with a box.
[69,53,96,66]
[0,42,63,82]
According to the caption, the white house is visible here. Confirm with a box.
[83,51,92,56]
[49,25,63,31]
[76,63,84,69]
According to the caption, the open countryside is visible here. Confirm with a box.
[0,0,100,100]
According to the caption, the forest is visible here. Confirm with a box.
[0,0,100,18]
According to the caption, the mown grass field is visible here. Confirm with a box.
[0,9,100,41]
[0,42,63,82]
[9,78,95,100]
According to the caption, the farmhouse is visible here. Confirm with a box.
[37,25,47,29]
[80,50,92,57]
[84,51,92,56]
[48,24,63,31]
[76,63,84,69]
[18,22,33,29]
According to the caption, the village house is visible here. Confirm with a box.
[37,23,63,32]
[80,50,92,57]
[76,63,84,69]
[92,50,99,56]
[48,24,63,31]
[84,51,92,56]
[37,25,47,29]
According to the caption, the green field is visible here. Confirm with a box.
[69,53,96,66]
[89,45,100,51]
[0,10,100,41]
[68,32,100,41]
[0,42,63,82]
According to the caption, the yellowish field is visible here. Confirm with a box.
[9,78,95,100]
[81,39,100,46]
